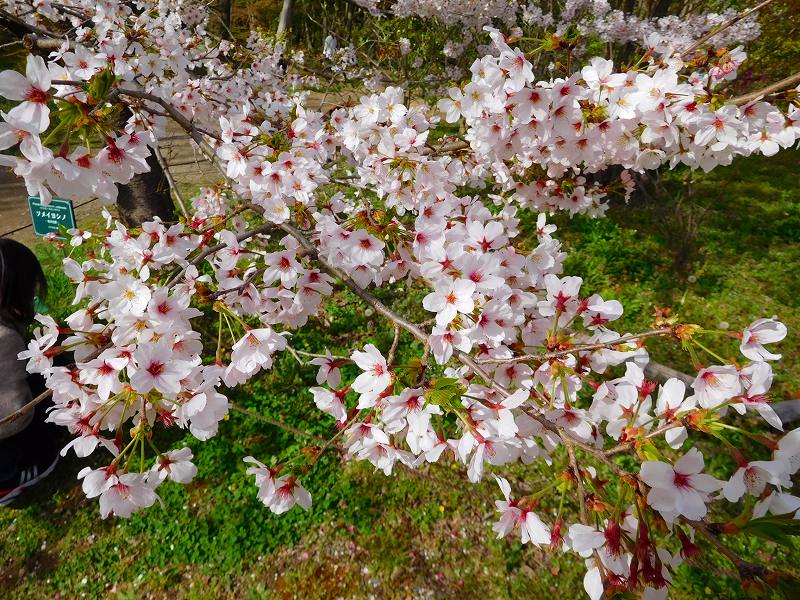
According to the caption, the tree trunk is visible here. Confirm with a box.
[651,0,675,18]
[277,0,295,35]
[218,0,233,39]
[116,151,176,227]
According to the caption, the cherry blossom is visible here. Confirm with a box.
[149,447,198,484]
[422,278,477,326]
[640,448,722,522]
[722,459,787,503]
[0,2,796,595]
[351,344,393,406]
[492,476,550,545]
[740,317,788,361]
[692,365,742,409]
[98,473,159,519]
[0,55,52,132]
[129,342,195,395]
[309,349,344,388]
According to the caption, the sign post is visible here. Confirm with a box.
[27,196,77,237]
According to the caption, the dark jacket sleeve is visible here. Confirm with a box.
[0,325,34,439]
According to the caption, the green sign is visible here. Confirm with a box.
[27,196,76,237]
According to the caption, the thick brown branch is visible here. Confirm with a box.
[687,519,774,582]
[0,8,55,38]
[116,87,221,164]
[23,32,67,50]
[730,71,800,106]
[421,139,470,156]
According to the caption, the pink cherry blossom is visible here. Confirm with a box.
[740,317,787,361]
[309,349,343,388]
[640,448,722,522]
[350,344,392,405]
[422,278,476,326]
[692,364,741,409]
[130,342,194,395]
[0,54,52,132]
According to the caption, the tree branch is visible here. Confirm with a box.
[477,328,672,364]
[0,344,108,427]
[0,7,55,38]
[680,0,774,58]
[564,435,588,523]
[23,32,68,50]
[687,519,774,582]
[730,71,800,106]
[0,388,53,427]
[164,222,275,287]
[229,402,330,443]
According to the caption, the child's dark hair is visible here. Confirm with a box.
[0,238,47,325]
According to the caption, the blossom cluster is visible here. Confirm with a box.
[0,0,798,597]
[437,29,799,215]
[391,0,761,49]
[18,215,227,515]
[390,1,760,61]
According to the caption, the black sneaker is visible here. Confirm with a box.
[0,452,59,507]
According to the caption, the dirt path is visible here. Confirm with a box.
[0,169,108,244]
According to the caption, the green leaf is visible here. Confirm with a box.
[425,388,456,407]
[636,438,661,462]
[739,512,800,546]
[55,99,82,127]
[429,377,462,391]
[87,66,117,103]
[423,377,466,412]
[397,356,426,388]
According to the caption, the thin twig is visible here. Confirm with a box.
[564,435,587,523]
[294,349,350,361]
[164,223,275,287]
[477,328,672,364]
[387,324,401,366]
[0,344,109,426]
[0,388,53,427]
[680,0,774,58]
[229,402,329,443]
[605,421,682,456]
[284,345,306,366]
[209,267,265,299]
[154,144,189,217]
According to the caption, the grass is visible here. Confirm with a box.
[553,149,800,398]
[1,149,799,599]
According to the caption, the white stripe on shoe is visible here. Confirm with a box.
[0,455,59,507]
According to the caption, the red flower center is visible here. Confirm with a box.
[147,361,164,377]
[25,87,49,104]
[673,471,692,489]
